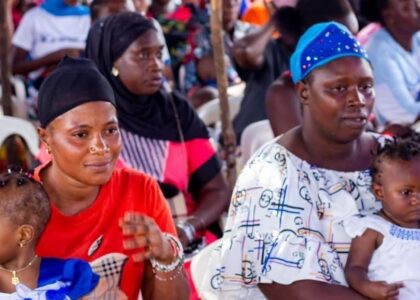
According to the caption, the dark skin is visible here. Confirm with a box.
[38,102,190,300]
[345,158,420,299]
[259,57,376,299]
[90,0,174,85]
[0,216,40,294]
[148,0,172,18]
[113,30,229,247]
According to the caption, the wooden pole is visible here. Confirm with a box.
[210,0,237,190]
[0,0,13,116]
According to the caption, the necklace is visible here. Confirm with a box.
[0,255,38,285]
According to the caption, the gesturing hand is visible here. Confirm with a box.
[119,212,174,264]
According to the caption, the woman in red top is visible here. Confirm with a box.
[34,56,190,299]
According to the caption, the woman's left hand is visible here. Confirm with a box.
[120,212,174,263]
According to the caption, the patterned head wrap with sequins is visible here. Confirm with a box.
[290,21,370,83]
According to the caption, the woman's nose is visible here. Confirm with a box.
[348,87,366,107]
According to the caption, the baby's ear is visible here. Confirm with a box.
[18,225,35,247]
[372,182,384,200]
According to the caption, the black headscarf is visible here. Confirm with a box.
[38,56,116,128]
[85,12,208,141]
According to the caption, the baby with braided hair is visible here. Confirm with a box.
[344,131,420,300]
[0,168,99,299]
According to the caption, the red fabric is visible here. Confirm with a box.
[163,138,216,192]
[164,138,217,213]
[186,139,215,175]
[35,164,176,299]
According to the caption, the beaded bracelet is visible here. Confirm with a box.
[150,233,184,273]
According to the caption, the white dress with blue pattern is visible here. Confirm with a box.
[201,138,381,299]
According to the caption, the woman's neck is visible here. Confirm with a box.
[41,165,100,216]
[386,26,415,52]
[283,126,373,171]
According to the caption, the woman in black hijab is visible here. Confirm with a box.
[85,12,229,251]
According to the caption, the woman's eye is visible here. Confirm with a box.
[73,132,88,138]
[156,51,163,60]
[331,85,346,93]
[360,82,374,92]
[106,127,119,135]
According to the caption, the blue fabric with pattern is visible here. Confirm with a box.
[290,22,370,83]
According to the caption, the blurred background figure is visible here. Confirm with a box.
[360,0,420,134]
[10,0,90,119]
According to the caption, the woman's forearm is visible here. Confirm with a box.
[232,19,275,70]
[190,173,229,231]
[142,263,190,300]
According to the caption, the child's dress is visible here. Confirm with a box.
[0,258,99,300]
[344,214,420,300]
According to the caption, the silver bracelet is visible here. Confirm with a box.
[176,220,196,244]
[150,233,184,273]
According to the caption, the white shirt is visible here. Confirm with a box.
[344,214,420,300]
[12,7,91,80]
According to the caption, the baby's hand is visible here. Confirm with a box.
[364,281,404,300]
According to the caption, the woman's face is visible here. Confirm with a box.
[114,29,164,96]
[383,0,420,33]
[40,102,121,186]
[223,0,240,32]
[299,56,374,143]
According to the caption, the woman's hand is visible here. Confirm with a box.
[120,212,174,264]
[361,281,404,300]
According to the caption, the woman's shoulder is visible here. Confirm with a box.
[110,167,159,190]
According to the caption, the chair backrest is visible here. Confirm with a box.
[197,83,245,126]
[0,116,39,155]
[240,119,274,166]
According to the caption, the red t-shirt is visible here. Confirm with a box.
[35,165,176,300]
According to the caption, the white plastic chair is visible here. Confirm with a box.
[0,116,39,155]
[240,120,274,166]
[196,83,245,126]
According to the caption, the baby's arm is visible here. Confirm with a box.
[345,228,403,300]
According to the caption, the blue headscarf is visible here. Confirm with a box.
[290,22,370,83]
[41,0,90,16]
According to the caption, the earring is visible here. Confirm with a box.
[46,148,51,154]
[19,242,24,248]
[111,66,119,77]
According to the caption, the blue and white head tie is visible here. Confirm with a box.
[290,21,370,84]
